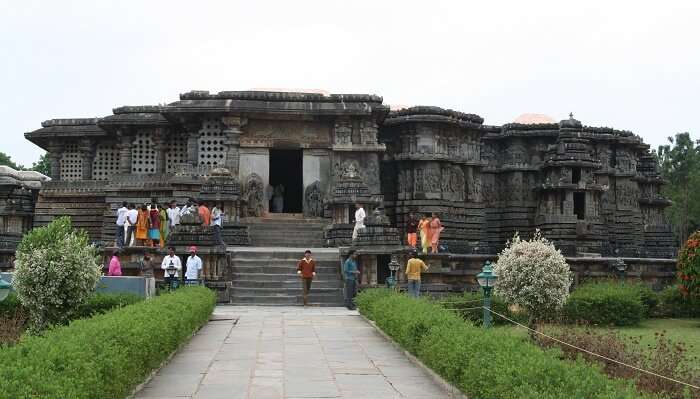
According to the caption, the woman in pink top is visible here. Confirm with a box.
[429,212,444,254]
[108,250,122,276]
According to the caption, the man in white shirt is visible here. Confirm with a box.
[125,203,138,247]
[352,202,366,240]
[166,200,181,229]
[211,203,224,245]
[115,201,128,247]
[185,245,203,284]
[161,247,182,287]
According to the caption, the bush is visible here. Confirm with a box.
[493,230,572,326]
[562,281,646,326]
[357,289,646,399]
[14,217,102,332]
[653,285,700,318]
[76,293,143,319]
[0,286,215,398]
[677,231,700,296]
[439,291,528,326]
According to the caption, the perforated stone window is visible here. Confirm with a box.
[131,132,155,174]
[60,144,82,181]
[198,118,226,167]
[92,144,119,180]
[166,133,188,173]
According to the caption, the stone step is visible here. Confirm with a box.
[231,266,339,275]
[232,272,340,281]
[231,286,343,296]
[232,279,343,289]
[231,257,338,265]
[230,295,344,306]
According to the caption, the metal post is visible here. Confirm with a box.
[483,287,492,329]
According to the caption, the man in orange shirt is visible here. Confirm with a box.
[297,249,317,306]
[198,201,211,226]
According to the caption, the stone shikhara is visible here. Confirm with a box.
[1,90,676,300]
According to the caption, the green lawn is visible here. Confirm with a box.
[611,318,700,361]
[501,318,700,369]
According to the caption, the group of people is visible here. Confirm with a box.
[115,199,225,248]
[406,212,443,254]
[107,245,204,284]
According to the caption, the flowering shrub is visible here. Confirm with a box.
[13,217,102,332]
[493,230,572,327]
[677,231,700,297]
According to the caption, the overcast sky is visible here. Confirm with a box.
[1,0,699,166]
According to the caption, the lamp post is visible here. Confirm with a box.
[386,255,400,290]
[476,260,497,329]
[0,277,11,302]
[166,260,177,291]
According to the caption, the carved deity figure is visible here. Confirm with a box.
[304,181,323,217]
[243,173,265,217]
[334,119,352,146]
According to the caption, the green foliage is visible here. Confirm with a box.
[75,293,143,319]
[14,217,102,332]
[0,152,23,170]
[652,285,700,318]
[657,132,700,245]
[357,288,647,399]
[676,230,700,297]
[0,286,215,398]
[30,153,50,176]
[439,291,528,326]
[561,281,647,326]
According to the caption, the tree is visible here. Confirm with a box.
[0,152,23,170]
[657,133,700,246]
[676,231,700,297]
[31,153,50,176]
[493,230,571,337]
[13,217,102,333]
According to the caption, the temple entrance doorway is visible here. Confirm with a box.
[268,149,303,213]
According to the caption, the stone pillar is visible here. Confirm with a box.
[152,128,167,174]
[221,116,242,175]
[78,139,97,180]
[185,122,201,167]
[116,129,133,174]
[46,142,64,180]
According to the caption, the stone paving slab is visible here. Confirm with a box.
[134,306,452,399]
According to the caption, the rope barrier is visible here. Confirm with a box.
[481,307,700,391]
[442,306,484,312]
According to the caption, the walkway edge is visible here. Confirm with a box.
[128,322,208,398]
[360,314,469,399]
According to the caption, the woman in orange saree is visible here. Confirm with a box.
[429,212,444,254]
[419,215,432,255]
[135,204,150,246]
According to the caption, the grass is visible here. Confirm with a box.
[501,318,700,369]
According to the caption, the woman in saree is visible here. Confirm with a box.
[429,212,444,254]
[419,214,432,255]
[135,204,150,246]
[159,206,168,247]
[148,203,161,247]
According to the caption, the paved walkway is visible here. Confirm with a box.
[135,306,452,399]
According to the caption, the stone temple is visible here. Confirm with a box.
[5,90,677,303]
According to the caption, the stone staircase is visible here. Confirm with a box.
[243,215,327,247]
[229,247,344,306]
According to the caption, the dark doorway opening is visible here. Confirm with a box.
[377,254,391,285]
[269,149,303,213]
[573,192,585,220]
[572,168,581,184]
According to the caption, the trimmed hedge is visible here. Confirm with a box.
[0,292,143,321]
[561,281,647,326]
[652,285,700,318]
[357,289,647,399]
[439,291,528,326]
[0,286,215,398]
